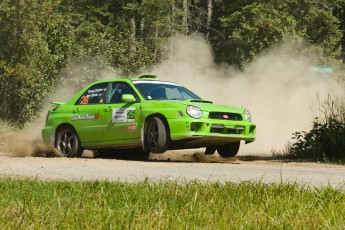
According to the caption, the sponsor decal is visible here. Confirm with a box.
[127,124,137,132]
[95,113,100,119]
[87,88,106,94]
[71,113,100,121]
[112,108,135,122]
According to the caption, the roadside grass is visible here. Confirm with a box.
[0,179,344,229]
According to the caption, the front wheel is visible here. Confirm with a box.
[144,117,169,153]
[55,125,83,157]
[217,142,240,158]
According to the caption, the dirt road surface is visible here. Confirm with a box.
[0,150,344,188]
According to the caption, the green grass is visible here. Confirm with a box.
[0,179,344,229]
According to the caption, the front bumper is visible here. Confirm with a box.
[167,117,256,146]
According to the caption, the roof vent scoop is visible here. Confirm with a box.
[139,74,157,79]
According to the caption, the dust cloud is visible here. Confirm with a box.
[152,35,344,155]
[0,113,62,157]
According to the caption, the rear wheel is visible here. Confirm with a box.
[55,125,83,157]
[217,142,240,158]
[145,117,169,153]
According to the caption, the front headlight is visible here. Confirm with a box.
[186,106,203,119]
[244,109,252,121]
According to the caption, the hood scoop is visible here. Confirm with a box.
[188,99,213,104]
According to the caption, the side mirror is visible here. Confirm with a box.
[121,94,136,103]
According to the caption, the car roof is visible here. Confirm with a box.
[92,75,180,86]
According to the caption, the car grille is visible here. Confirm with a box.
[210,126,244,135]
[208,112,243,121]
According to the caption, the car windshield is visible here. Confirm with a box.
[133,80,202,101]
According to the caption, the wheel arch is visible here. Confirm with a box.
[54,123,84,157]
[55,122,77,133]
[143,113,171,139]
[142,113,171,153]
[54,123,81,145]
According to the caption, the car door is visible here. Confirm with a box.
[102,82,142,142]
[71,82,109,143]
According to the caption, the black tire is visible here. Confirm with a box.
[204,147,216,155]
[217,142,240,158]
[55,125,83,157]
[145,117,169,153]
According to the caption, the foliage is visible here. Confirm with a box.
[0,179,345,229]
[212,0,344,68]
[0,0,67,126]
[289,97,345,162]
[219,1,297,69]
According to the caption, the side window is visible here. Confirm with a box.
[107,83,138,104]
[77,83,108,105]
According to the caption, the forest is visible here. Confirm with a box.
[0,0,345,125]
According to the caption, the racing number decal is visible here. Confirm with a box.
[127,109,135,120]
[112,108,135,122]
[80,96,89,105]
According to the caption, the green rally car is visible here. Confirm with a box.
[42,75,256,159]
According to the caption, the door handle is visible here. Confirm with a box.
[73,108,80,113]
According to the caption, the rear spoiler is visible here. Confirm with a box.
[50,101,65,111]
[50,101,65,106]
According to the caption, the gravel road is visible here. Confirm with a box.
[1,150,344,188]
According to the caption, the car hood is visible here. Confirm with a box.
[174,99,244,113]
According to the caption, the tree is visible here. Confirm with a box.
[0,0,64,125]
[209,0,344,69]
[219,1,296,68]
